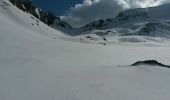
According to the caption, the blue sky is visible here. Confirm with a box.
[32,0,83,16]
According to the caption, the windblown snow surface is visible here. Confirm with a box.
[0,0,170,100]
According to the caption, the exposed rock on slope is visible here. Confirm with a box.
[131,60,170,68]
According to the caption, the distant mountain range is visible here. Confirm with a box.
[79,3,170,38]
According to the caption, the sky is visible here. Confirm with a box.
[32,0,83,15]
[32,0,170,27]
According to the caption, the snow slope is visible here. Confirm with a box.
[1,0,170,100]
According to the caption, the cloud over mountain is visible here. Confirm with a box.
[61,0,170,27]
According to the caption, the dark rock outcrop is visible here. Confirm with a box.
[141,22,157,33]
[131,60,170,68]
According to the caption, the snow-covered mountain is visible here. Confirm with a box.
[81,3,170,31]
[9,0,170,42]
[75,3,170,43]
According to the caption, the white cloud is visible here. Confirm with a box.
[61,0,170,27]
[122,0,169,8]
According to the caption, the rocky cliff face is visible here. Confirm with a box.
[9,0,72,30]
